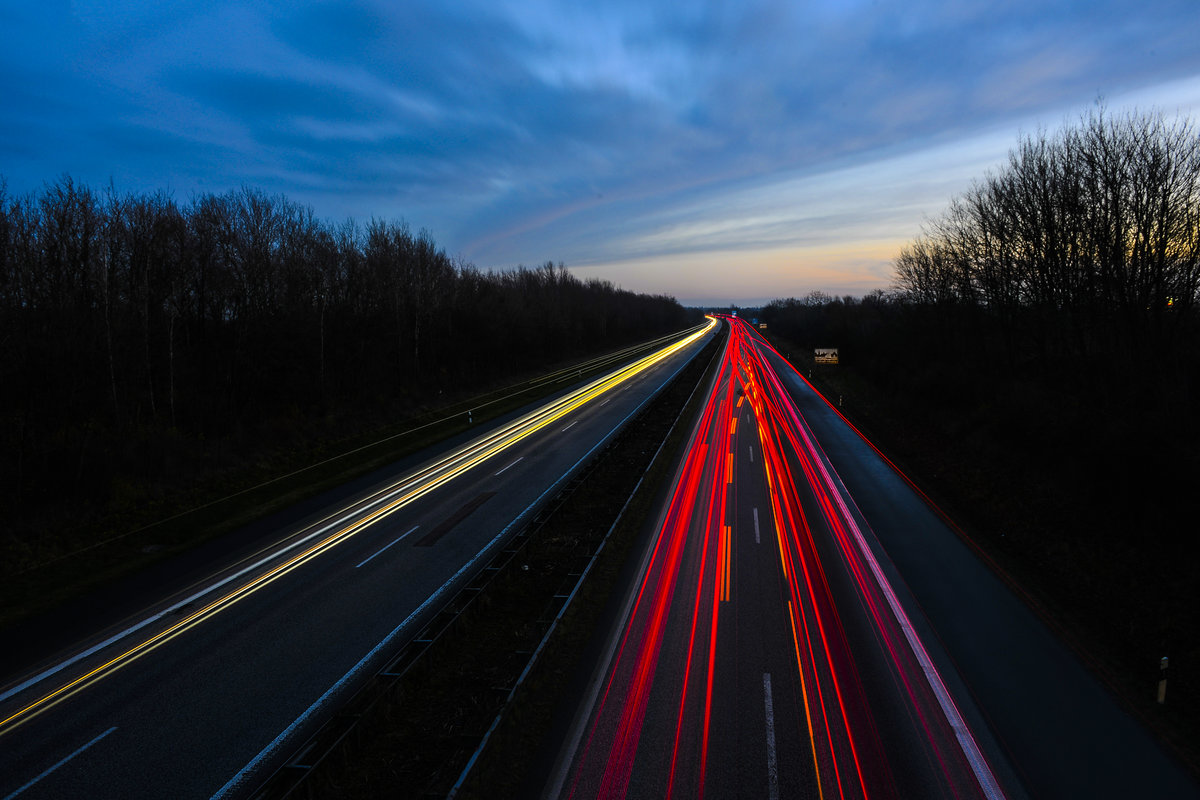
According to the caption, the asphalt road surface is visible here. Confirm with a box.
[756,324,1200,800]
[0,321,715,800]
[545,317,1198,799]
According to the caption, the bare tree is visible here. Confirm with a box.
[894,107,1200,365]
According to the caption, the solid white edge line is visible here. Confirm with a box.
[355,526,421,569]
[3,726,117,800]
[214,327,715,800]
[494,456,525,476]
[763,673,779,800]
[761,341,1006,800]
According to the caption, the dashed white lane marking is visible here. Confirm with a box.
[355,526,421,568]
[764,674,779,800]
[4,726,117,800]
[494,456,524,476]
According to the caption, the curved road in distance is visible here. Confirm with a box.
[0,319,716,800]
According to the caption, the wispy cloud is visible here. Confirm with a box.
[2,0,1198,300]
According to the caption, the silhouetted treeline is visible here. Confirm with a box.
[893,107,1199,370]
[0,177,687,518]
[764,108,1199,734]
[764,110,1199,527]
[765,109,1200,504]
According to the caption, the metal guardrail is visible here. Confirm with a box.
[250,482,573,799]
[244,324,718,800]
[447,332,723,798]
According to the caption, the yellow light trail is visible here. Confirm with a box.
[0,318,718,737]
[788,600,827,800]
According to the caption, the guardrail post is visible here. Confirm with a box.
[1158,655,1169,704]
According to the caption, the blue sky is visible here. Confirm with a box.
[3,1,1199,305]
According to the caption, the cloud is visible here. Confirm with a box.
[554,125,1020,304]
[575,243,901,308]
[2,0,1199,300]
[530,80,1200,304]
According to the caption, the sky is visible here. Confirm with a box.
[3,1,1199,306]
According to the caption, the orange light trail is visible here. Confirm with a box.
[566,316,1005,800]
[741,316,1004,799]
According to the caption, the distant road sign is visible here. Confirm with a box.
[814,348,839,364]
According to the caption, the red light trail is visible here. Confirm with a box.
[561,316,1007,800]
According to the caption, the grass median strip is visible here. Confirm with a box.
[284,329,724,799]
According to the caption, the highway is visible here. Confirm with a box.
[546,316,1200,799]
[548,316,1014,799]
[757,328,1200,798]
[0,319,716,800]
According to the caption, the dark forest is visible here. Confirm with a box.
[764,107,1200,751]
[0,178,689,570]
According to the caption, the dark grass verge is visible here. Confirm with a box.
[278,330,724,799]
[0,332,697,635]
[451,332,724,800]
[762,332,1200,778]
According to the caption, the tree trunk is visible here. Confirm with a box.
[318,295,326,402]
[168,309,176,428]
[103,248,120,424]
[144,253,157,420]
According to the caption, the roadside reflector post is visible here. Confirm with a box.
[1158,656,1169,704]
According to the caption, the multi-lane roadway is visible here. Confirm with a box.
[5,310,1196,800]
[0,320,716,800]
[545,316,1198,799]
